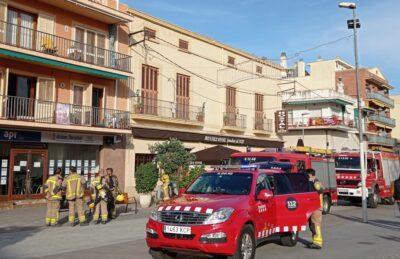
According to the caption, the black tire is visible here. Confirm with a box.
[322,194,332,215]
[228,224,255,259]
[368,187,380,209]
[149,249,176,259]
[280,231,299,247]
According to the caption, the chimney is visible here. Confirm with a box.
[280,52,287,69]
[297,59,306,77]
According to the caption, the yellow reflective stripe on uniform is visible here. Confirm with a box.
[77,177,81,197]
[66,179,73,199]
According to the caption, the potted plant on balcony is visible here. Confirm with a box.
[196,111,204,122]
[135,162,158,208]
[133,102,143,114]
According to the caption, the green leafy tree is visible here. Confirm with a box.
[178,165,204,189]
[150,138,195,181]
[135,162,158,194]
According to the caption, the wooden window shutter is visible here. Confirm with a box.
[37,78,55,101]
[144,27,156,40]
[179,39,188,51]
[228,56,235,65]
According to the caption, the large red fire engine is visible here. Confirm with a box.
[335,151,400,208]
[230,149,337,214]
[146,167,320,258]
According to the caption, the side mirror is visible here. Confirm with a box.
[257,189,274,201]
[178,188,186,196]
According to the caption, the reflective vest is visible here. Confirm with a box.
[64,173,84,200]
[313,178,325,207]
[44,175,62,200]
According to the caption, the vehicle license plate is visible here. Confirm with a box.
[164,225,191,235]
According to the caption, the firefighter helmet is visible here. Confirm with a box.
[116,194,125,202]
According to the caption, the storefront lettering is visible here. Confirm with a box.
[3,131,17,140]
[0,129,41,142]
[41,132,103,145]
[204,135,245,145]
[275,110,288,133]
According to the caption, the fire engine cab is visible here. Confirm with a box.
[230,148,337,214]
[146,167,320,259]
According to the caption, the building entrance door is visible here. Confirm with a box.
[9,149,48,200]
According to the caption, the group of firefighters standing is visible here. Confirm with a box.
[43,167,122,227]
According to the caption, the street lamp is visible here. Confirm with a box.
[339,2,368,223]
[301,112,309,141]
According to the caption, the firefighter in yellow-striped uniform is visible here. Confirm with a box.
[306,168,324,249]
[44,168,63,226]
[91,170,109,224]
[62,166,88,226]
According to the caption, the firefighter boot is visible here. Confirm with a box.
[308,226,323,249]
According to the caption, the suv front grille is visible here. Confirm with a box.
[160,211,209,225]
[163,233,195,240]
[337,180,359,186]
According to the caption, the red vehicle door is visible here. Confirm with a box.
[269,173,320,233]
[253,173,275,240]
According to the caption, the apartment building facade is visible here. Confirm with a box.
[0,0,133,201]
[337,67,397,151]
[280,56,397,152]
[279,57,359,151]
[123,8,285,193]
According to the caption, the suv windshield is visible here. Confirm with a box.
[335,156,360,169]
[186,172,253,195]
[230,156,276,165]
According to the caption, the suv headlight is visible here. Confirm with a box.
[150,209,161,222]
[203,208,234,225]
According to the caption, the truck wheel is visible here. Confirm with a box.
[149,249,176,259]
[368,188,379,209]
[280,231,299,247]
[322,195,331,215]
[228,225,255,259]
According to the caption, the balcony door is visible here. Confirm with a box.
[7,74,36,120]
[36,78,55,123]
[75,27,106,66]
[225,87,236,126]
[255,94,264,130]
[92,87,104,126]
[142,65,158,115]
[176,74,190,120]
[72,85,84,125]
[6,8,37,49]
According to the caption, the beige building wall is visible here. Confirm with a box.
[391,95,400,140]
[283,129,359,151]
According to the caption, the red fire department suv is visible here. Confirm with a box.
[146,168,320,259]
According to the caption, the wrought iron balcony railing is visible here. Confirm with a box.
[254,118,273,132]
[1,95,130,129]
[288,116,355,129]
[0,20,131,72]
[131,96,204,123]
[367,114,396,128]
[367,135,396,147]
[365,91,394,108]
[223,112,246,129]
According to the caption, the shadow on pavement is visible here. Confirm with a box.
[0,225,43,251]
[376,235,400,243]
[330,213,400,231]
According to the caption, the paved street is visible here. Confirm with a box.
[0,204,399,259]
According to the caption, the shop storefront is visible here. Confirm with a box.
[131,127,284,168]
[0,129,104,201]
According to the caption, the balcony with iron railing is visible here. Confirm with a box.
[367,135,396,147]
[253,118,273,134]
[365,91,394,108]
[130,96,204,126]
[287,116,356,131]
[0,95,130,131]
[0,21,131,73]
[223,112,246,131]
[367,114,396,128]
[282,89,356,105]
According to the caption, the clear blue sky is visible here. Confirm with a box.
[124,0,400,93]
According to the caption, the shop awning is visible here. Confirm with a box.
[0,49,128,80]
[193,145,240,165]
